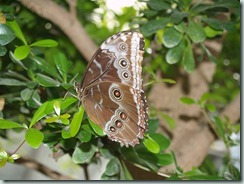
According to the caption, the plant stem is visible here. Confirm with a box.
[13,139,26,154]
[201,109,219,137]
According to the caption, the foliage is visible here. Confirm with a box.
[0,0,240,181]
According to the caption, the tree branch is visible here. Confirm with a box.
[19,0,97,62]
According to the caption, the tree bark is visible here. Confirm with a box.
[19,0,97,62]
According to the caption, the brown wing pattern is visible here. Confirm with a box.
[82,82,148,147]
[76,31,148,147]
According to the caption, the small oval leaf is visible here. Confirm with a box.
[14,45,30,60]
[70,106,85,137]
[180,97,196,104]
[143,135,160,154]
[187,21,206,43]
[163,27,183,48]
[25,128,44,148]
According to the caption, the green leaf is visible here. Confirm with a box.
[202,18,234,32]
[70,106,85,137]
[77,130,92,142]
[200,43,218,63]
[162,78,176,84]
[60,118,70,125]
[0,119,25,129]
[30,97,77,128]
[163,27,183,48]
[180,97,196,104]
[100,148,114,159]
[161,113,175,129]
[25,128,44,148]
[187,21,206,43]
[88,118,105,136]
[206,104,216,112]
[0,78,26,86]
[7,20,27,45]
[156,153,173,166]
[166,40,185,64]
[119,159,133,180]
[60,114,71,119]
[9,154,21,160]
[104,157,120,176]
[140,18,170,37]
[72,144,97,164]
[147,118,159,135]
[54,52,71,82]
[204,26,223,38]
[30,39,58,47]
[0,24,15,46]
[61,128,72,139]
[151,133,170,151]
[14,45,30,60]
[182,42,195,72]
[174,22,187,33]
[44,116,59,123]
[101,173,119,180]
[170,12,189,24]
[9,51,28,70]
[30,56,61,80]
[20,88,33,101]
[0,45,7,56]
[0,148,8,167]
[199,93,210,103]
[147,0,170,11]
[143,135,160,154]
[26,90,41,108]
[30,100,52,127]
[213,117,225,139]
[36,73,60,87]
[53,101,60,116]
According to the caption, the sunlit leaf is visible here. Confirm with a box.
[88,118,105,136]
[180,97,196,104]
[143,135,160,154]
[0,119,25,129]
[25,128,44,148]
[13,45,30,60]
[7,20,27,45]
[53,101,60,116]
[30,39,58,47]
[70,106,84,137]
[206,104,216,112]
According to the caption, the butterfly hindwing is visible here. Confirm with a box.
[76,31,148,147]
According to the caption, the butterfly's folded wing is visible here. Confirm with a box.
[83,82,148,147]
[77,31,148,147]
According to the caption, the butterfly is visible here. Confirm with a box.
[75,31,148,147]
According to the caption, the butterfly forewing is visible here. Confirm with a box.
[76,31,148,147]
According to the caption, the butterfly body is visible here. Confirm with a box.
[75,31,148,147]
